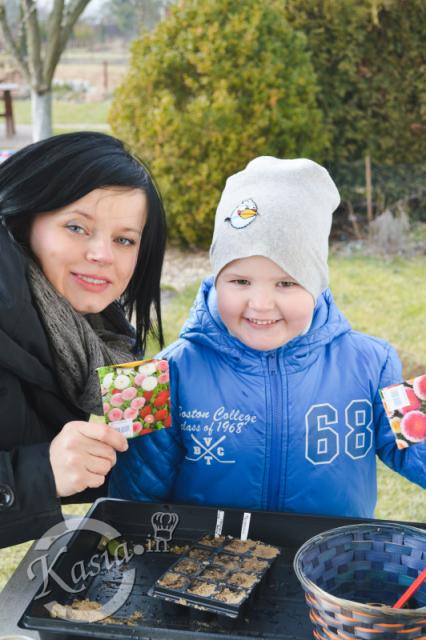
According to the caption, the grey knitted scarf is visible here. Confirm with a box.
[27,261,136,415]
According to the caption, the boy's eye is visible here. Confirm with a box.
[115,237,136,246]
[277,281,296,288]
[231,279,250,286]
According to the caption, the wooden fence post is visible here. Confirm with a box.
[103,60,108,94]
[365,154,373,222]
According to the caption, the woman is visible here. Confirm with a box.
[0,132,166,547]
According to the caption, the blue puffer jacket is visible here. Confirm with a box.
[110,278,425,517]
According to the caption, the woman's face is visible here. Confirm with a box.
[30,187,147,314]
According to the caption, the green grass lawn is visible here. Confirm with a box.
[0,254,424,590]
[329,254,425,378]
[13,98,111,126]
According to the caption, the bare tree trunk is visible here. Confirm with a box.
[31,89,52,141]
[0,0,92,141]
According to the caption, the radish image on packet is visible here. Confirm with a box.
[97,359,171,438]
[379,374,426,449]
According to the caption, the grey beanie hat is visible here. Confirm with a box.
[209,157,340,301]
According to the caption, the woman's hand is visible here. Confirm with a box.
[49,421,129,498]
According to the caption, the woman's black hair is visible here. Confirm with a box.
[0,131,166,353]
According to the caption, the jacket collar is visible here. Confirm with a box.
[180,276,351,372]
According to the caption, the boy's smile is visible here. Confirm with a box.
[215,256,315,351]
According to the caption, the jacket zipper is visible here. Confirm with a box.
[267,352,282,510]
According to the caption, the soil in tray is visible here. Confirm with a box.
[198,534,229,547]
[214,586,248,605]
[240,556,269,572]
[157,573,190,589]
[213,553,242,570]
[172,558,201,575]
[186,580,252,605]
[200,566,229,580]
[188,547,213,561]
[224,539,256,554]
[252,542,281,559]
[228,572,259,589]
[187,579,219,597]
[48,599,144,625]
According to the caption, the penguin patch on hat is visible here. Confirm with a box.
[225,198,258,229]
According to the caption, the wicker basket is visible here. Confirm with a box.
[294,523,426,640]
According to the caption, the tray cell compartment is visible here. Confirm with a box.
[240,555,270,572]
[186,546,214,562]
[197,534,229,547]
[212,585,249,606]
[187,579,220,598]
[199,565,229,581]
[170,557,201,576]
[156,572,190,590]
[222,538,257,554]
[251,541,281,559]
[211,552,242,571]
[227,571,259,589]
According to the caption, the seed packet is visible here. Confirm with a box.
[97,359,171,438]
[379,374,426,448]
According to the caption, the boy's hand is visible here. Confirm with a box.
[49,421,128,498]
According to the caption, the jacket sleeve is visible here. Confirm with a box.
[375,345,426,489]
[108,356,185,502]
[0,442,63,548]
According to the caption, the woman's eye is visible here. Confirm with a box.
[65,224,85,235]
[116,237,136,246]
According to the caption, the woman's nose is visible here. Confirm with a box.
[85,235,114,264]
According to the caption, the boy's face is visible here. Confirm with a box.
[215,256,315,351]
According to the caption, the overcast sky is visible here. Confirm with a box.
[82,0,107,18]
[35,0,108,18]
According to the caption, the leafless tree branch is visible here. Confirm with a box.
[43,0,64,84]
[21,0,43,89]
[60,0,91,54]
[0,0,30,81]
[46,0,91,83]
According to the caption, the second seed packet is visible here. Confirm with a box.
[379,374,426,449]
[97,359,172,438]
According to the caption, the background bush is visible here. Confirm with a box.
[110,0,426,244]
[285,0,426,218]
[286,0,426,165]
[110,0,328,247]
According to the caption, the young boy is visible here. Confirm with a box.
[110,157,425,518]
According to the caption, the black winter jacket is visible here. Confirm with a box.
[0,226,102,548]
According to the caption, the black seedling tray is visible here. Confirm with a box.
[149,537,280,618]
[19,498,426,640]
